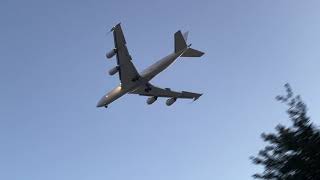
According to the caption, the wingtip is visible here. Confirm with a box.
[110,22,121,32]
[193,94,203,101]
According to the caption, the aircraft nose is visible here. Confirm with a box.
[96,96,108,107]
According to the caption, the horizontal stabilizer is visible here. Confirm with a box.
[181,48,204,57]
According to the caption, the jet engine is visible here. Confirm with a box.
[108,66,119,75]
[106,49,117,59]
[166,97,177,106]
[146,96,157,105]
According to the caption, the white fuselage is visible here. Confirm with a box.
[96,50,185,107]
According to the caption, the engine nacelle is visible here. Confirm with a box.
[106,49,117,59]
[146,96,157,105]
[166,97,177,106]
[108,66,119,76]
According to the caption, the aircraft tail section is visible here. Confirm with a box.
[174,31,188,53]
[174,30,204,57]
[181,48,204,57]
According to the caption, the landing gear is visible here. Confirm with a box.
[104,105,108,108]
[144,88,152,92]
[144,84,152,92]
[131,75,140,82]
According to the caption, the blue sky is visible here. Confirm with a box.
[1,0,320,180]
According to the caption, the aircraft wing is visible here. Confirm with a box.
[111,23,140,87]
[130,83,202,100]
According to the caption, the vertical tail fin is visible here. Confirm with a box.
[174,30,204,57]
[174,31,187,53]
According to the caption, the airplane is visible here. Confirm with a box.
[96,23,205,108]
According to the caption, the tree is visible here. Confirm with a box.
[251,84,320,180]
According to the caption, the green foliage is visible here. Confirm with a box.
[251,84,320,180]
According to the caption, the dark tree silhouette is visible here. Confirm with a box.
[251,84,320,180]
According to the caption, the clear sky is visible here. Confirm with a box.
[1,0,320,180]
